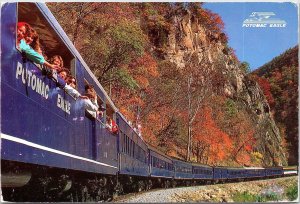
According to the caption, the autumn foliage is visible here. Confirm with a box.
[252,46,298,165]
[48,2,263,166]
[193,107,232,165]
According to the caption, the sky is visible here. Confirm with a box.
[203,2,298,71]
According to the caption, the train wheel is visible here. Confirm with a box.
[148,180,153,190]
[161,180,165,188]
[1,188,15,201]
[167,181,170,188]
[163,180,167,188]
[137,180,145,192]
[113,181,124,198]
[81,186,89,202]
[172,180,177,188]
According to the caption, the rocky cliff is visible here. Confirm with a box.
[161,8,287,166]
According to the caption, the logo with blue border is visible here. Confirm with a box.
[243,12,286,28]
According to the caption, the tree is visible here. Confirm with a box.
[183,54,215,161]
[240,61,250,74]
[193,106,233,165]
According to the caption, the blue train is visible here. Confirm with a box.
[1,2,285,202]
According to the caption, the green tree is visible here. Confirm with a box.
[240,61,250,74]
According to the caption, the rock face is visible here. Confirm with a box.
[163,9,287,166]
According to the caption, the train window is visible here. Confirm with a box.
[105,102,115,121]
[127,137,130,155]
[133,142,136,158]
[128,138,131,156]
[145,151,147,163]
[137,146,140,160]
[124,134,127,153]
[122,134,125,153]
[123,134,126,153]
[135,145,139,160]
[126,136,130,155]
[121,133,124,152]
[128,137,131,156]
[84,80,106,117]
[129,139,132,156]
[127,136,130,155]
[124,135,127,154]
[83,80,104,119]
[17,3,75,72]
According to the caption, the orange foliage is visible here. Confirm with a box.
[197,8,225,34]
[194,107,232,164]
[119,106,135,122]
[135,76,149,89]
[236,153,251,166]
[131,53,158,77]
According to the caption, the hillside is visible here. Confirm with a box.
[48,2,287,166]
[252,46,298,165]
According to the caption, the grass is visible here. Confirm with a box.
[232,191,258,202]
[232,191,281,202]
[286,184,298,201]
[232,183,298,202]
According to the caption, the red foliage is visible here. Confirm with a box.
[198,8,225,34]
[256,77,275,107]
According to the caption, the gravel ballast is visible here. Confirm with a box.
[114,176,298,203]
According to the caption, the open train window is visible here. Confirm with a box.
[83,80,105,120]
[17,3,75,73]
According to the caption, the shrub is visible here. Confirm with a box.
[232,191,257,202]
[286,184,298,201]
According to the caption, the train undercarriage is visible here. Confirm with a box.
[1,160,294,202]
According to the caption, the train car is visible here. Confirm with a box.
[226,166,267,181]
[265,166,284,178]
[1,2,119,201]
[192,163,213,184]
[244,167,265,180]
[226,167,249,181]
[148,146,174,188]
[173,158,193,185]
[213,166,228,183]
[116,112,149,192]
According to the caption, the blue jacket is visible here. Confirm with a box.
[19,39,45,64]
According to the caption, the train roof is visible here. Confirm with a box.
[191,162,213,168]
[148,145,173,160]
[243,167,265,169]
[171,157,191,164]
[37,3,118,112]
[215,166,265,170]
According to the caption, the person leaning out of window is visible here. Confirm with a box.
[16,22,59,70]
[82,84,105,119]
